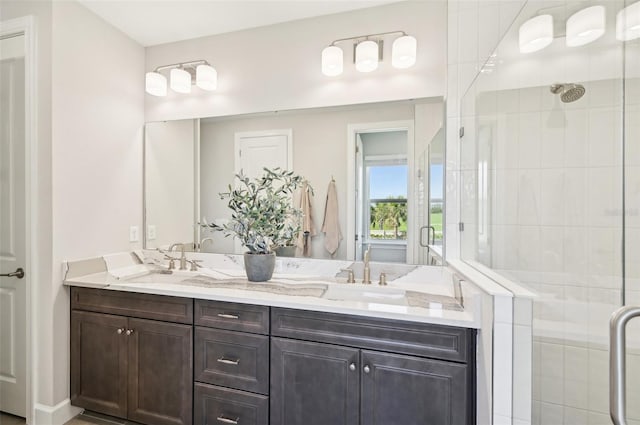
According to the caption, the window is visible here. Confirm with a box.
[366,161,408,241]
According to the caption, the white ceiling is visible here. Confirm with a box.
[77,0,401,47]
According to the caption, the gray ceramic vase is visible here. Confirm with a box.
[275,245,296,258]
[244,252,276,282]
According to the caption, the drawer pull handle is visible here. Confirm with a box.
[216,415,239,424]
[116,328,124,335]
[217,313,240,319]
[125,329,134,336]
[217,357,240,365]
[363,365,371,374]
[349,363,356,371]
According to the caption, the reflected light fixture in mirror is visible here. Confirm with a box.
[145,71,167,97]
[519,14,554,53]
[392,35,417,68]
[170,68,191,94]
[616,0,640,41]
[355,40,380,72]
[321,45,344,76]
[566,6,605,47]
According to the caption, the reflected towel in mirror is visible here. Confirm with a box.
[295,182,316,257]
[321,179,342,256]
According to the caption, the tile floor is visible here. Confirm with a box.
[0,411,140,425]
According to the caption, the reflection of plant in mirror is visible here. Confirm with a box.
[201,168,307,254]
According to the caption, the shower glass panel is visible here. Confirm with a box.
[459,0,637,423]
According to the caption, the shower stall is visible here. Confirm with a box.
[458,0,639,423]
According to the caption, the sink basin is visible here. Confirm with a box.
[323,285,407,305]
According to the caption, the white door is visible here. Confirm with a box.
[235,130,292,179]
[0,34,27,418]
[233,130,292,253]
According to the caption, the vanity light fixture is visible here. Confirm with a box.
[566,6,606,47]
[616,0,640,41]
[321,30,417,76]
[519,14,554,53]
[145,59,217,96]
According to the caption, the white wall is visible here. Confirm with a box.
[51,0,144,410]
[145,1,446,122]
[200,102,428,260]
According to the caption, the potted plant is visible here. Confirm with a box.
[202,168,305,281]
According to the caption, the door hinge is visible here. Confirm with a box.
[459,127,465,138]
[459,222,465,232]
[239,149,242,157]
[355,234,359,241]
[356,145,359,153]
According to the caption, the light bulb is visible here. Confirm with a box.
[566,6,605,47]
[321,45,343,76]
[519,14,554,53]
[616,1,640,41]
[196,64,217,91]
[392,35,417,69]
[170,68,191,94]
[145,71,167,97]
[355,40,379,72]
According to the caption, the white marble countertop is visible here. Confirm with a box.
[63,251,482,328]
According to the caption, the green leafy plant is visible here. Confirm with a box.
[201,168,307,254]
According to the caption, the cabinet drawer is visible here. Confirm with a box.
[71,287,193,324]
[195,300,269,334]
[195,327,269,395]
[194,383,268,425]
[271,308,475,363]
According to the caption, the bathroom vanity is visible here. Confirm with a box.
[66,252,479,425]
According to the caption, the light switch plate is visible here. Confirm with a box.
[147,225,157,241]
[129,226,139,242]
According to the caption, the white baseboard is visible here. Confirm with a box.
[33,399,82,425]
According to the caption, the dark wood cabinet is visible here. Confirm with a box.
[71,288,476,425]
[271,308,476,425]
[270,338,360,425]
[70,311,128,418]
[360,350,472,425]
[70,287,193,425]
[128,318,193,425]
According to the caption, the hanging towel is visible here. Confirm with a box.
[295,182,316,257]
[321,179,342,256]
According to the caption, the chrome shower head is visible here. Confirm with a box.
[550,83,586,103]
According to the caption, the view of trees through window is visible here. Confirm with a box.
[367,164,407,240]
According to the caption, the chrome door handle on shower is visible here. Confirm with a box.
[419,226,436,247]
[610,306,640,425]
[0,268,24,279]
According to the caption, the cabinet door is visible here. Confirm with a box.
[70,310,128,418]
[270,338,359,425]
[127,318,193,425]
[361,350,472,425]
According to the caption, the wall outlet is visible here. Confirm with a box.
[129,226,139,243]
[147,225,157,241]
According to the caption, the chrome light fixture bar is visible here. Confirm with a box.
[145,59,217,97]
[321,30,417,76]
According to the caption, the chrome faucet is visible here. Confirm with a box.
[169,243,188,271]
[362,246,371,284]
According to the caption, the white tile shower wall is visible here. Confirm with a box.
[480,75,628,425]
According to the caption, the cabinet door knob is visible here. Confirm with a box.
[116,328,124,334]
[349,363,356,371]
[363,365,371,374]
[125,329,134,336]
[216,415,239,424]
